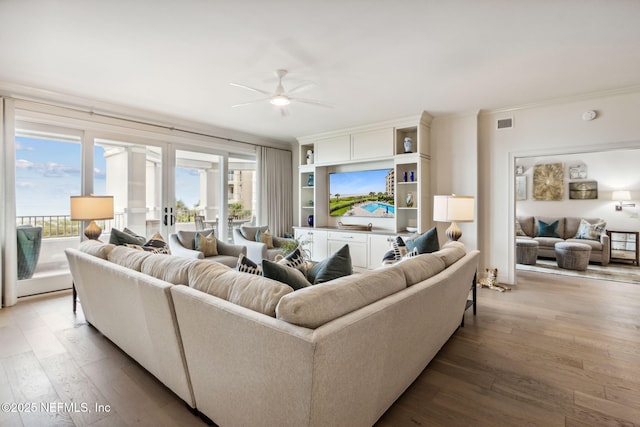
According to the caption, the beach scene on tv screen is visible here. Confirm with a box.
[329,169,395,218]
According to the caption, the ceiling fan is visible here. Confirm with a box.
[230,69,331,115]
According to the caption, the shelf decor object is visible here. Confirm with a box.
[433,194,475,241]
[569,181,598,200]
[612,190,636,211]
[70,195,114,240]
[307,174,314,187]
[403,136,413,153]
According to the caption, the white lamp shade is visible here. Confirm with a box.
[70,196,114,220]
[433,195,475,222]
[612,190,631,201]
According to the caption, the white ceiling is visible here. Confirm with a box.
[1,1,640,143]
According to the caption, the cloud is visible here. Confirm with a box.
[15,142,35,151]
[16,159,35,169]
[94,167,106,179]
[43,162,80,177]
[16,181,35,188]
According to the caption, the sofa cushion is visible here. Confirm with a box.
[515,220,527,236]
[432,241,467,267]
[189,260,293,317]
[405,227,439,254]
[574,218,607,241]
[390,253,446,286]
[276,267,406,328]
[537,219,560,238]
[195,232,218,256]
[262,259,310,291]
[307,244,352,284]
[108,245,153,271]
[143,232,171,254]
[565,238,603,251]
[277,247,306,271]
[78,239,115,259]
[141,254,196,285]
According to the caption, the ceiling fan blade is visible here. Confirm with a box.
[290,97,333,108]
[229,82,271,95]
[231,97,271,108]
[287,81,315,95]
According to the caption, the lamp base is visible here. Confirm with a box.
[84,220,103,240]
[445,221,462,241]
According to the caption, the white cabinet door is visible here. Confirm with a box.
[314,135,351,164]
[351,128,393,161]
[368,234,395,269]
[327,240,367,269]
[294,229,328,262]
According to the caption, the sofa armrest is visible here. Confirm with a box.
[168,234,204,259]
[217,239,247,257]
[233,228,267,263]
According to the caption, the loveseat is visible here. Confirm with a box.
[66,240,479,426]
[516,215,610,265]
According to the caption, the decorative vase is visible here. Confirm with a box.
[307,215,314,226]
[403,137,413,153]
[306,150,314,165]
[403,171,408,182]
[410,170,415,182]
[307,174,314,186]
[406,192,414,208]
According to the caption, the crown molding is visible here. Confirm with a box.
[479,85,640,116]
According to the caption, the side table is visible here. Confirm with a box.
[607,230,639,265]
[461,271,477,327]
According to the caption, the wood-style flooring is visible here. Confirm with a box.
[1,270,639,426]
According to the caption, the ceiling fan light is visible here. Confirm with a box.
[270,95,290,106]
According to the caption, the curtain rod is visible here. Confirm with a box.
[15,97,293,153]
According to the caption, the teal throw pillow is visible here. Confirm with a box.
[262,259,310,291]
[537,220,560,238]
[307,244,352,284]
[405,227,439,254]
[109,228,146,246]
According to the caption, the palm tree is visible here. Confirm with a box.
[335,193,340,202]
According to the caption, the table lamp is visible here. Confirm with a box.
[70,195,114,240]
[433,194,475,241]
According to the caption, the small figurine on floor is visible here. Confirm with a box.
[478,268,511,292]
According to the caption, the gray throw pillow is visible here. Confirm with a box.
[262,259,310,291]
[405,227,439,254]
[307,244,352,284]
[109,228,146,246]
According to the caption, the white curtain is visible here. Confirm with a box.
[1,98,18,307]
[257,146,293,237]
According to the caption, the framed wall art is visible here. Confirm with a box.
[533,163,564,201]
[516,175,527,200]
[569,163,587,180]
[569,181,598,199]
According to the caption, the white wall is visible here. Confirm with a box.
[477,90,640,284]
[431,113,479,250]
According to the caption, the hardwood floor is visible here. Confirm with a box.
[1,270,639,426]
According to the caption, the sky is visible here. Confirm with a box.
[14,136,200,218]
[15,136,106,217]
[329,169,392,197]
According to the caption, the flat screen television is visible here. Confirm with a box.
[329,169,395,217]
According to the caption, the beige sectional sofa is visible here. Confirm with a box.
[516,215,610,265]
[66,239,479,427]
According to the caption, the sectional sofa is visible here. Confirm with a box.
[66,240,479,427]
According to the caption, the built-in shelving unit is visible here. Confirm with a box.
[297,112,432,234]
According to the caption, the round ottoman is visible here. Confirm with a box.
[555,242,592,271]
[516,239,539,265]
